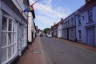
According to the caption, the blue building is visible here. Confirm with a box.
[76,0,96,46]
[62,0,96,46]
[52,0,96,46]
[62,13,76,41]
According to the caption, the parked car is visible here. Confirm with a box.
[47,34,52,38]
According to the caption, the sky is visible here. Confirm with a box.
[29,0,85,30]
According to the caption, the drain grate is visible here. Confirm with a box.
[32,50,41,54]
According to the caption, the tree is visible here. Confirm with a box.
[43,28,49,34]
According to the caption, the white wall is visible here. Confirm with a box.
[58,24,63,38]
[1,0,29,63]
[28,12,33,42]
[12,0,27,19]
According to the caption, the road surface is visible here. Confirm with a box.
[41,37,96,64]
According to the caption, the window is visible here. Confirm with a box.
[67,20,69,28]
[88,8,93,23]
[1,15,17,64]
[78,15,81,26]
[82,16,85,20]
[78,30,81,40]
[71,17,74,26]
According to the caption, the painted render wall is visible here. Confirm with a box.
[28,12,33,42]
[76,5,96,46]
[58,24,63,38]
[69,28,76,41]
[76,12,87,43]
[28,12,36,43]
[1,0,29,63]
[93,6,96,45]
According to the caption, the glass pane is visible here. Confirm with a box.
[8,32,12,45]
[8,46,12,59]
[8,19,12,31]
[1,48,7,63]
[12,44,14,54]
[1,32,7,46]
[2,16,7,30]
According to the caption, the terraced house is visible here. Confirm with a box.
[50,0,96,46]
[0,0,30,64]
[63,13,76,41]
[51,24,58,37]
[57,19,64,38]
[62,0,96,45]
[76,0,96,46]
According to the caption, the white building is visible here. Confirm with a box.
[0,0,29,64]
[57,19,64,38]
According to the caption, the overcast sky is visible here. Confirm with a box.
[29,0,85,30]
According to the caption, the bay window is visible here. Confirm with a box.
[1,15,17,64]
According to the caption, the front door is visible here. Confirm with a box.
[87,27,95,46]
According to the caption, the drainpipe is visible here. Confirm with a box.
[0,0,2,63]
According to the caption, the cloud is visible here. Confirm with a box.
[29,0,69,29]
[35,15,53,29]
[34,3,67,19]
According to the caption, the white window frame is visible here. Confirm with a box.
[1,15,17,64]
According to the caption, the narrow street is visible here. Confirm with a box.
[40,37,96,64]
[1,0,96,64]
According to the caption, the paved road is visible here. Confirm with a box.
[41,37,96,64]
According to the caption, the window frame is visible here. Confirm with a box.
[1,15,17,64]
[87,8,93,23]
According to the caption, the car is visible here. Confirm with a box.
[47,34,52,38]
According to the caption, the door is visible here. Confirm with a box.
[87,27,95,46]
[67,29,69,40]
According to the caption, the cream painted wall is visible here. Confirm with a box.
[58,24,63,38]
[28,12,33,42]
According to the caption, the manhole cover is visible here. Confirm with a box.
[32,50,41,54]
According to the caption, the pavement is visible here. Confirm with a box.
[17,37,96,64]
[17,37,47,64]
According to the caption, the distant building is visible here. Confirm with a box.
[0,0,29,64]
[51,24,58,37]
[57,19,64,38]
